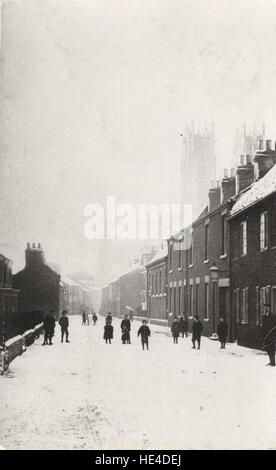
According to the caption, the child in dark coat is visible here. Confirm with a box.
[103,321,113,344]
[171,318,180,344]
[137,320,151,350]
[217,318,228,349]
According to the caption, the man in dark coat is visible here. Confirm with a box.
[121,314,131,344]
[43,311,56,345]
[59,310,70,343]
[192,315,203,349]
[92,313,98,325]
[217,317,228,349]
[137,320,151,350]
[262,304,276,366]
[171,317,180,344]
[103,321,113,344]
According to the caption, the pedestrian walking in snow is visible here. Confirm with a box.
[92,313,98,325]
[217,317,228,349]
[82,311,86,325]
[121,314,131,344]
[43,311,55,345]
[59,310,70,343]
[103,321,113,344]
[262,304,276,366]
[106,312,113,324]
[137,319,151,350]
[171,317,180,344]
[192,315,203,349]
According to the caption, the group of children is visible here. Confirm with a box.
[103,313,151,350]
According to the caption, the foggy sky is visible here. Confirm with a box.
[1,0,276,281]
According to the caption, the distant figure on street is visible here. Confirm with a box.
[82,311,86,325]
[192,315,203,349]
[85,312,90,325]
[92,313,98,325]
[121,314,131,344]
[179,314,189,338]
[43,311,55,345]
[103,321,113,344]
[171,317,180,344]
[262,304,276,367]
[217,317,228,349]
[106,312,113,324]
[59,310,70,343]
[137,319,151,350]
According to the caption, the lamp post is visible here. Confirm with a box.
[210,262,219,335]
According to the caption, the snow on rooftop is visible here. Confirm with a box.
[231,164,276,217]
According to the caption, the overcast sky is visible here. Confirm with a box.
[1,0,276,280]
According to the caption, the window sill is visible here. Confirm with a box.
[189,264,193,268]
[178,267,183,271]
[168,269,173,274]
[241,321,248,325]
[203,318,210,322]
[260,247,268,252]
[204,259,209,264]
[220,253,227,259]
[189,316,193,319]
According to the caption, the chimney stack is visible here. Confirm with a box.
[208,186,221,212]
[221,173,236,203]
[25,242,45,267]
[236,155,254,194]
[253,138,276,180]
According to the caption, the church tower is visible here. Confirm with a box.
[180,123,216,219]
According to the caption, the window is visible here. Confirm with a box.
[204,283,209,319]
[178,286,181,314]
[183,286,186,314]
[221,215,227,255]
[260,211,268,251]
[189,285,193,316]
[189,236,193,265]
[178,242,182,268]
[204,224,209,260]
[0,260,4,283]
[256,286,260,326]
[174,287,177,315]
[241,288,249,324]
[195,284,199,315]
[159,270,162,294]
[240,221,247,256]
[169,287,172,312]
[169,243,173,270]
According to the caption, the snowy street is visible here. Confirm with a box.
[1,316,276,450]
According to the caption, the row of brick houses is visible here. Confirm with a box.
[101,248,157,318]
[146,139,276,349]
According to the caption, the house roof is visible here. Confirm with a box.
[146,246,168,267]
[230,164,276,217]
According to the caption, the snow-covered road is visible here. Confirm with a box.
[1,316,276,450]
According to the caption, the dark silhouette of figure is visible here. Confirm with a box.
[43,312,55,345]
[103,321,113,344]
[192,315,203,349]
[106,312,113,324]
[82,312,86,325]
[137,320,151,350]
[171,318,180,344]
[179,315,189,338]
[262,304,276,367]
[59,310,70,343]
[92,313,98,325]
[217,317,228,349]
[121,314,131,344]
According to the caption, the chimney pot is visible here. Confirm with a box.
[32,243,35,248]
[240,155,245,165]
[27,242,30,249]
[231,168,235,178]
[266,139,272,151]
[223,169,228,178]
[246,154,252,164]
